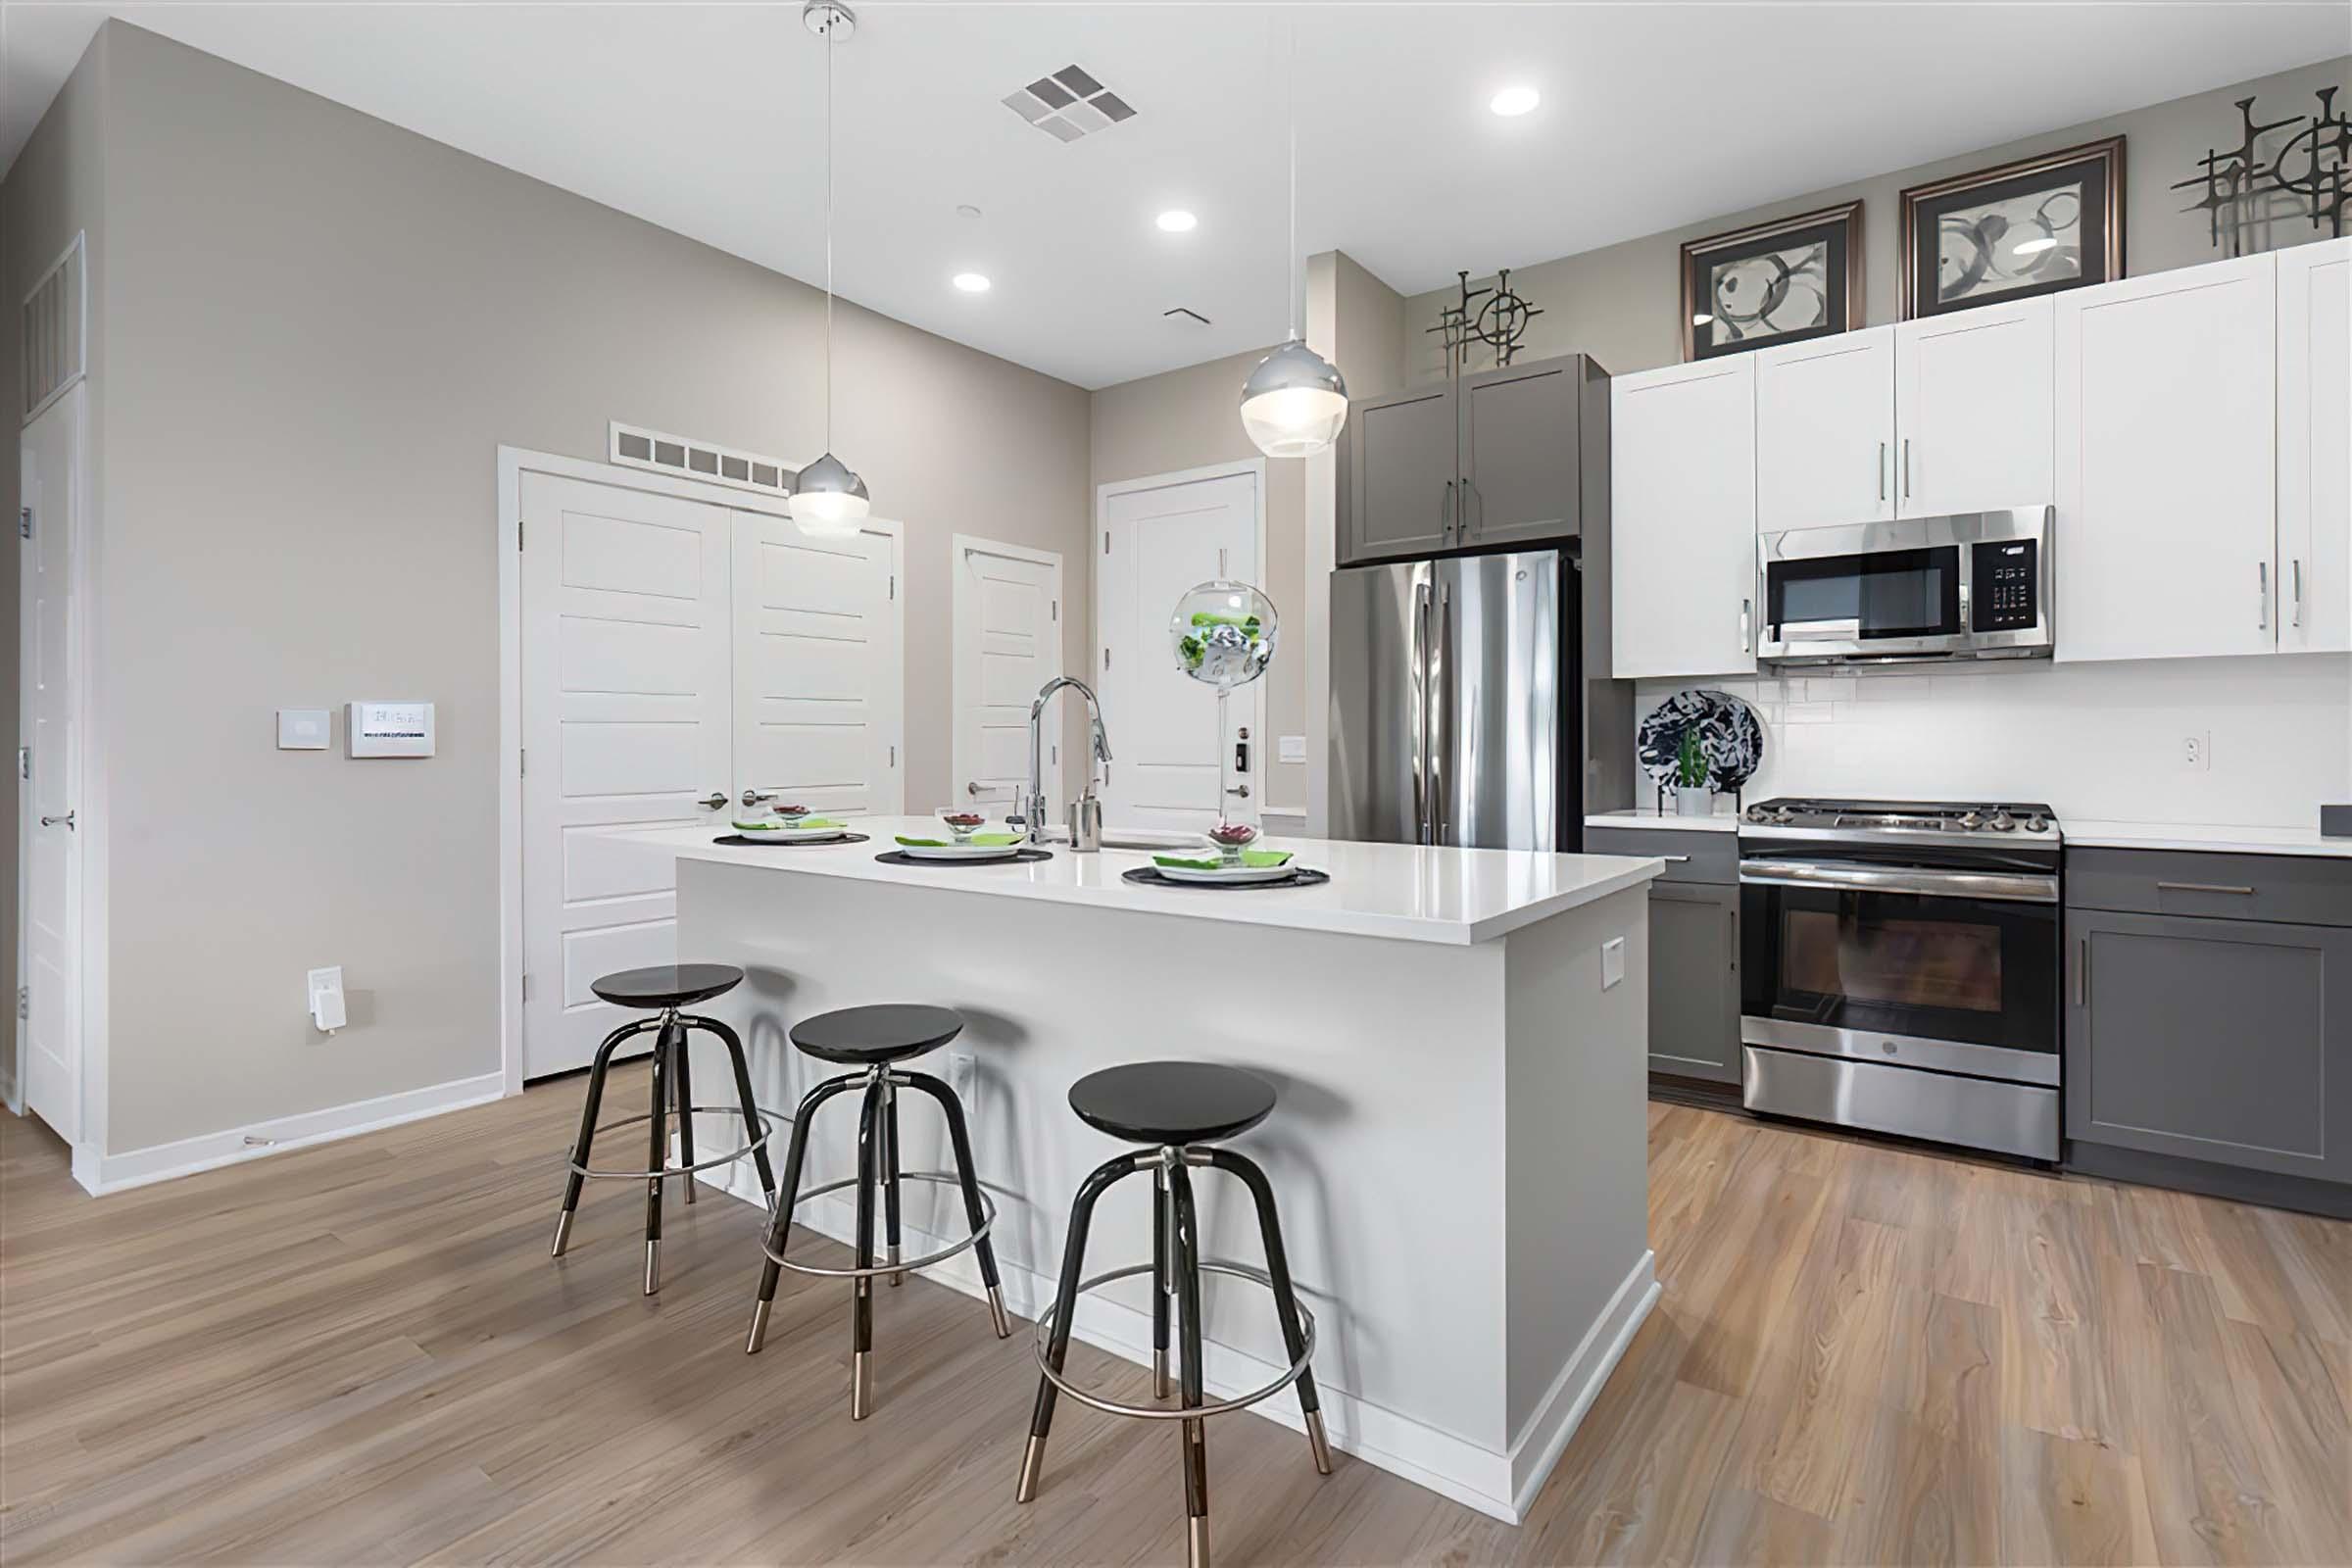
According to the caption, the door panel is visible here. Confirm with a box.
[20,390,81,1142]
[1327,561,1429,846]
[521,473,733,1079]
[1756,324,1896,531]
[1340,383,1457,564]
[1098,472,1262,833]
[731,513,901,819]
[2055,253,2278,662]
[1649,883,1740,1083]
[2278,236,2351,654]
[1610,358,1759,678]
[1437,551,1560,851]
[953,537,1061,814]
[1459,359,1580,545]
[1895,296,2055,517]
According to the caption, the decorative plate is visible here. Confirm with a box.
[1637,689,1765,793]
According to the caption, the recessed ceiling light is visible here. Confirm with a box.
[1490,85,1541,118]
[1156,209,1199,233]
[953,272,992,293]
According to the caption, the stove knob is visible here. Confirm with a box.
[2025,813,2049,833]
[1958,809,1984,830]
[1988,809,2016,832]
[1744,805,1769,823]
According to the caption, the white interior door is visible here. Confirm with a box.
[20,388,82,1142]
[1756,323,1897,531]
[952,536,1060,818]
[731,512,902,817]
[1894,295,2055,517]
[1098,469,1262,833]
[521,471,732,1080]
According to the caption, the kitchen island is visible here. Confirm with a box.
[623,818,1661,1523]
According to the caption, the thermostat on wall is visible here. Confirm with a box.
[346,701,435,759]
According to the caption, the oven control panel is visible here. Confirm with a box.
[1971,539,2041,632]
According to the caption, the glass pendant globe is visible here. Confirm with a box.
[788,451,870,538]
[1239,339,1348,459]
[1170,580,1279,690]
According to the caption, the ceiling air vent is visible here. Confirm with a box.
[21,233,85,423]
[1003,65,1136,143]
[610,421,798,498]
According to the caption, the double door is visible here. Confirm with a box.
[1328,550,1566,850]
[519,469,902,1078]
[1755,297,2056,532]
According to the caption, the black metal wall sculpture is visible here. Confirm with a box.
[1425,269,1544,369]
[2174,87,2350,255]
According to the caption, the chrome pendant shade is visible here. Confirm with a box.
[790,0,869,539]
[1239,337,1348,460]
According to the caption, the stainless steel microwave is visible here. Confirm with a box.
[1755,507,2053,666]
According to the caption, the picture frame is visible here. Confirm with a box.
[1680,201,1863,362]
[1899,136,2125,318]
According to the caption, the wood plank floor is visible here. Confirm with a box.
[3,1074,2345,1565]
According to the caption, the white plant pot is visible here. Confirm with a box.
[1675,786,1715,817]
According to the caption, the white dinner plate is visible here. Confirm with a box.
[734,823,852,841]
[1153,860,1297,884]
[897,841,1025,861]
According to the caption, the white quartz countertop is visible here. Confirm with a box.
[1584,809,1740,835]
[2064,820,2352,858]
[619,817,1661,945]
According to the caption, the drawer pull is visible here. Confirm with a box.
[2155,881,2256,896]
[1661,855,1691,862]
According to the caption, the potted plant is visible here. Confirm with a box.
[1674,729,1714,817]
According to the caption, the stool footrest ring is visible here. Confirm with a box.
[758,1171,998,1280]
[1031,1260,1316,1420]
[564,1105,783,1181]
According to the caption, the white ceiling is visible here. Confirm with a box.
[2,2,2342,388]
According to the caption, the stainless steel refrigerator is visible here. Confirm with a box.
[1329,549,1581,851]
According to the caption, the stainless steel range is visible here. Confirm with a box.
[1738,797,2062,1160]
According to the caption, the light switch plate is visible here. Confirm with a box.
[1601,937,1627,990]
[276,709,331,750]
[347,701,434,759]
[1278,735,1306,764]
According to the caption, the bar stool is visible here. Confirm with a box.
[549,962,779,1296]
[744,1003,1011,1419]
[1014,1061,1331,1568]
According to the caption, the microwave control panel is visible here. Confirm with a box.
[1971,539,2041,632]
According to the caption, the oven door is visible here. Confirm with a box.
[1739,857,2061,1085]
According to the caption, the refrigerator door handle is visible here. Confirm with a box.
[1413,578,1433,845]
[1434,580,1452,846]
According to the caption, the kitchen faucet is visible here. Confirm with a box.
[1020,675,1111,844]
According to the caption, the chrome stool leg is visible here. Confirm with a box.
[746,1072,861,1353]
[1169,1155,1211,1568]
[551,1018,657,1257]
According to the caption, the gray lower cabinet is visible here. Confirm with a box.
[1647,881,1741,1083]
[2066,900,2352,1189]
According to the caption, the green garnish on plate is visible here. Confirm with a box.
[1152,849,1293,871]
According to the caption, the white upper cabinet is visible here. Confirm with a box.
[1612,356,1758,678]
[2277,236,2351,655]
[1755,324,1896,531]
[1893,296,2055,517]
[2055,252,2278,663]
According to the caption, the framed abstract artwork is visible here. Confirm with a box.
[1680,201,1863,361]
[1899,137,2125,318]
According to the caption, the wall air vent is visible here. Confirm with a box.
[21,233,85,423]
[609,421,799,498]
[1002,64,1136,143]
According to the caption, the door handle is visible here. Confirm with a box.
[1878,441,1886,503]
[1225,783,1251,799]
[39,810,74,829]
[697,793,729,810]
[1901,438,1911,500]
[742,789,777,808]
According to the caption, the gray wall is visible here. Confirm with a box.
[50,23,1092,1154]
[1403,54,2352,382]
[0,29,112,1113]
[1089,345,1307,812]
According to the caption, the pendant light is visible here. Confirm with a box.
[1239,20,1348,460]
[790,1,871,537]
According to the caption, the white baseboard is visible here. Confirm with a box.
[699,1159,1654,1524]
[74,1071,509,1196]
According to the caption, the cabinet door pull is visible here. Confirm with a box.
[1740,597,1753,655]
[1878,441,1886,503]
[1441,479,1455,541]
[2074,937,2086,1006]
[1901,437,1911,499]
[1728,906,1738,970]
[2155,881,2256,896]
[2258,562,2270,631]
[2292,558,2305,628]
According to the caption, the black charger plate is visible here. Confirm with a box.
[713,832,869,848]
[1121,866,1329,891]
[874,848,1054,867]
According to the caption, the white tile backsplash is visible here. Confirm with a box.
[1634,656,2352,826]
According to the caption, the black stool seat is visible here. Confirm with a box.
[591,962,744,1009]
[1068,1061,1277,1146]
[792,1003,964,1064]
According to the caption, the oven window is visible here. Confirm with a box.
[1768,545,1960,641]
[1783,910,2003,1012]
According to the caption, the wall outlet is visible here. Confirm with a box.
[1601,937,1627,991]
[2181,731,2212,772]
[308,966,347,1033]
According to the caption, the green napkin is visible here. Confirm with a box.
[897,833,1022,848]
[734,817,845,831]
[1152,849,1294,871]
